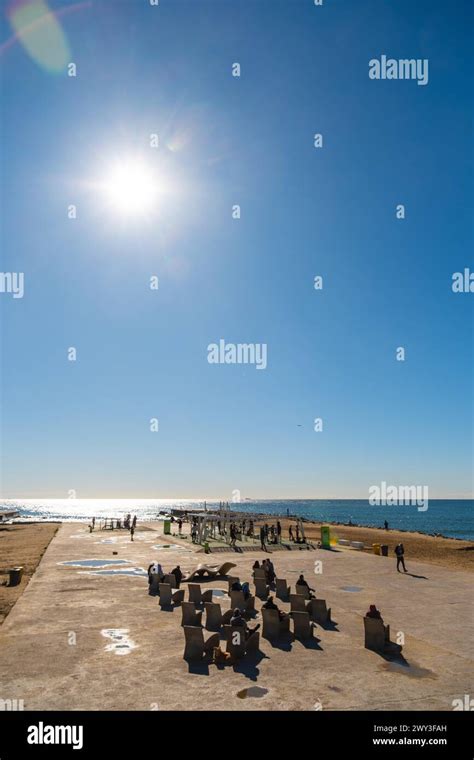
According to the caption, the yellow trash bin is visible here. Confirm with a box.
[372,543,381,556]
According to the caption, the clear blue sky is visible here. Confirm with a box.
[0,0,472,499]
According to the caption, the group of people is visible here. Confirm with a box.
[252,558,276,582]
[259,522,282,550]
[230,579,251,600]
[88,514,137,540]
[147,562,184,591]
[288,523,304,543]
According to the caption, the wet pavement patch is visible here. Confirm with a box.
[101,629,137,655]
[59,559,130,568]
[210,589,227,597]
[340,586,363,592]
[237,686,269,699]
[81,568,147,577]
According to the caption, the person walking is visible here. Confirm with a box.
[277,520,282,543]
[395,543,407,572]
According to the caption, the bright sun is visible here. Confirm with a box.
[101,160,158,217]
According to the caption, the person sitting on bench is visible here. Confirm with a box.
[229,608,260,639]
[231,580,243,592]
[241,581,251,600]
[148,562,164,584]
[262,595,288,622]
[296,574,315,598]
[366,604,383,622]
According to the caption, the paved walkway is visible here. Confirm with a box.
[0,522,472,711]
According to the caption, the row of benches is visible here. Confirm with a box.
[152,572,401,660]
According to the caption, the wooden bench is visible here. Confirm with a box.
[223,625,260,659]
[262,608,290,641]
[183,626,220,661]
[158,583,185,607]
[204,602,223,631]
[181,602,203,627]
[290,593,308,613]
[364,616,402,654]
[275,578,290,600]
[292,611,314,640]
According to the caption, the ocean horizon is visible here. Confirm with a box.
[2,498,473,541]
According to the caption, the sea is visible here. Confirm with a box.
[1,498,473,541]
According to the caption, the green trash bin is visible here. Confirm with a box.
[321,525,331,549]
[381,545,389,557]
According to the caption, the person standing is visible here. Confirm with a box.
[395,543,407,572]
[277,520,282,543]
[260,525,267,551]
[171,565,183,588]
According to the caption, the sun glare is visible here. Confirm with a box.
[101,160,158,217]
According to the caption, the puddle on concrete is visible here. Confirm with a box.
[97,539,117,544]
[210,589,227,597]
[101,629,137,655]
[340,586,363,592]
[237,686,269,699]
[81,568,147,577]
[381,661,437,679]
[60,559,130,568]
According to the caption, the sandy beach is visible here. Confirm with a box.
[270,519,474,572]
[0,523,59,624]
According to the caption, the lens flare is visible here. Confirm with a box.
[7,0,70,73]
